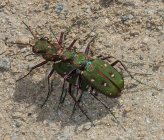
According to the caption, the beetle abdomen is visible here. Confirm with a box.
[83,59,124,97]
[53,62,89,91]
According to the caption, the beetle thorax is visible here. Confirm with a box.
[72,53,90,69]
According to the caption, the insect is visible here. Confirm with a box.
[12,22,95,120]
[12,21,160,129]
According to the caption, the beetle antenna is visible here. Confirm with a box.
[49,26,64,49]
[24,53,37,59]
[22,21,37,39]
[5,41,33,48]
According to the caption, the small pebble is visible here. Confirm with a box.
[90,32,96,37]
[15,35,30,47]
[56,132,71,140]
[83,122,92,130]
[121,14,134,21]
[12,120,22,128]
[43,120,50,126]
[76,125,83,133]
[142,37,149,44]
[55,4,64,14]
[105,18,109,24]
[0,58,10,71]
[20,48,28,53]
[129,30,140,37]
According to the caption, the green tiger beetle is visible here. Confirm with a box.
[11,21,161,130]
[12,21,97,123]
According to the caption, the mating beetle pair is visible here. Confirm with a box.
[14,21,159,128]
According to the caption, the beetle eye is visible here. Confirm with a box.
[39,37,44,40]
[44,36,49,41]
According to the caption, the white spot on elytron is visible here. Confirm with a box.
[103,83,107,86]
[111,74,115,77]
[91,79,95,82]
[81,71,84,74]
[64,72,67,74]
[104,64,107,67]
[109,93,112,95]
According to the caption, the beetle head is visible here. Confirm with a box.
[32,37,50,54]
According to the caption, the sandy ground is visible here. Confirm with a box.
[0,0,164,139]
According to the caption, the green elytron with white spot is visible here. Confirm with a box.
[61,51,124,98]
[83,59,124,97]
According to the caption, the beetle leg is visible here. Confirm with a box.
[53,32,64,47]
[85,39,93,56]
[71,85,93,116]
[111,60,133,77]
[75,74,80,97]
[85,38,96,56]
[16,60,48,81]
[67,39,77,51]
[68,83,94,125]
[98,55,124,71]
[57,69,77,110]
[71,91,83,118]
[41,64,56,108]
[63,68,77,83]
[90,87,99,96]
[71,75,83,116]
[89,91,126,131]
[49,27,64,49]
[111,60,161,90]
[89,91,117,119]
[60,68,77,104]
[99,55,147,76]
[97,55,115,61]
[58,32,64,46]
[110,59,137,78]
[56,79,67,111]
[59,79,67,104]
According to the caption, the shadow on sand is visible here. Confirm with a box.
[14,77,121,127]
[99,0,115,8]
